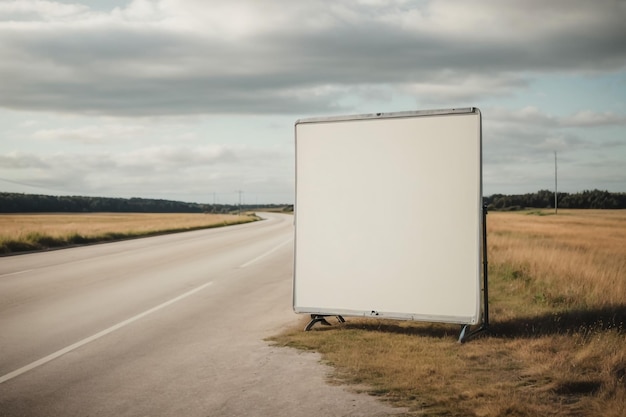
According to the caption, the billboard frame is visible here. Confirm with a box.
[293,108,488,342]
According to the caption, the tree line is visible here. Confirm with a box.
[0,192,292,213]
[484,189,626,210]
[0,190,623,213]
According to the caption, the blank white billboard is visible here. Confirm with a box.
[294,108,483,325]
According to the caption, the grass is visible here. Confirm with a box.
[0,212,259,254]
[269,209,626,416]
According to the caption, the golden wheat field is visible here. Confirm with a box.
[489,210,626,312]
[0,212,258,254]
[271,209,626,417]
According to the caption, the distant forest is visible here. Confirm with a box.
[0,192,293,213]
[0,190,624,213]
[484,189,626,210]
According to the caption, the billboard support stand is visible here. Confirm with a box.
[305,314,345,331]
[459,204,490,343]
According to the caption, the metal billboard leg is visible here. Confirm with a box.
[305,314,346,331]
[459,204,490,343]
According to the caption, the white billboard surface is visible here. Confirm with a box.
[294,108,482,325]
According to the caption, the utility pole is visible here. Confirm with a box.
[237,190,243,215]
[554,151,558,215]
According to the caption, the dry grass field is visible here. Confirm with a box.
[0,212,258,254]
[270,210,626,417]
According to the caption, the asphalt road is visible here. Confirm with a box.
[0,213,402,417]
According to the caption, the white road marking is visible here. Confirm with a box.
[0,281,214,384]
[0,269,34,277]
[239,238,293,268]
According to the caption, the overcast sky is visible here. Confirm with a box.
[1,0,625,204]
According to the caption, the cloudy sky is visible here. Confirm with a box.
[1,0,625,204]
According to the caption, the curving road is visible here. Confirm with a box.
[0,213,402,417]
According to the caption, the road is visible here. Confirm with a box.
[0,213,402,417]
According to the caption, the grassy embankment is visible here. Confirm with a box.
[0,212,259,254]
[269,210,626,417]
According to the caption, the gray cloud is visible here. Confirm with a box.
[0,1,624,200]
[0,142,293,201]
[32,124,147,143]
[0,152,49,169]
[481,104,626,194]
[1,0,625,116]
[560,111,626,127]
